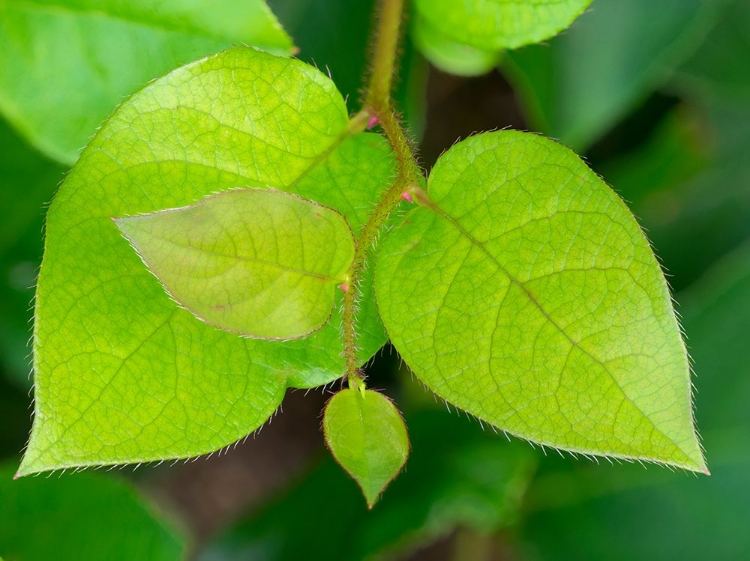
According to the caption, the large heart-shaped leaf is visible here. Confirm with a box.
[376,130,705,471]
[0,0,293,164]
[20,47,394,475]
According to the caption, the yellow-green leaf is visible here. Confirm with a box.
[376,130,705,471]
[324,388,410,508]
[22,47,393,476]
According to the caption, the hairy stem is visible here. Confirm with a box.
[342,0,423,387]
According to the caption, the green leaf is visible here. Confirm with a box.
[376,130,704,471]
[503,0,719,150]
[519,245,750,560]
[413,0,592,52]
[0,461,185,561]
[116,189,354,340]
[0,0,293,164]
[201,410,535,561]
[411,14,501,77]
[324,388,410,508]
[22,47,394,475]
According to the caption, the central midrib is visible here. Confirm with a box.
[422,196,691,460]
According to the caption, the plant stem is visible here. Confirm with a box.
[342,0,423,388]
[366,0,404,114]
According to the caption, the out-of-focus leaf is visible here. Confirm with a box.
[411,14,500,77]
[0,461,185,561]
[673,0,750,102]
[377,131,705,470]
[199,411,536,561]
[503,0,719,150]
[0,119,65,387]
[0,0,293,164]
[518,244,750,560]
[599,107,709,209]
[410,0,591,76]
[413,0,592,51]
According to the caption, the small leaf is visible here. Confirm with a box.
[324,388,410,508]
[116,189,354,340]
[201,411,535,561]
[0,0,293,163]
[376,130,705,471]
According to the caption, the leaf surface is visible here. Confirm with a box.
[324,388,409,508]
[116,189,354,340]
[411,14,501,77]
[0,0,292,163]
[413,0,591,51]
[521,245,750,560]
[22,47,393,475]
[0,119,65,387]
[376,130,704,470]
[0,462,184,561]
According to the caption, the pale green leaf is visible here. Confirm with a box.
[0,0,293,164]
[412,0,591,60]
[21,47,394,475]
[116,189,354,340]
[0,461,185,561]
[324,388,410,508]
[376,130,705,471]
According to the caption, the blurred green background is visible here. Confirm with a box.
[1,0,749,559]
